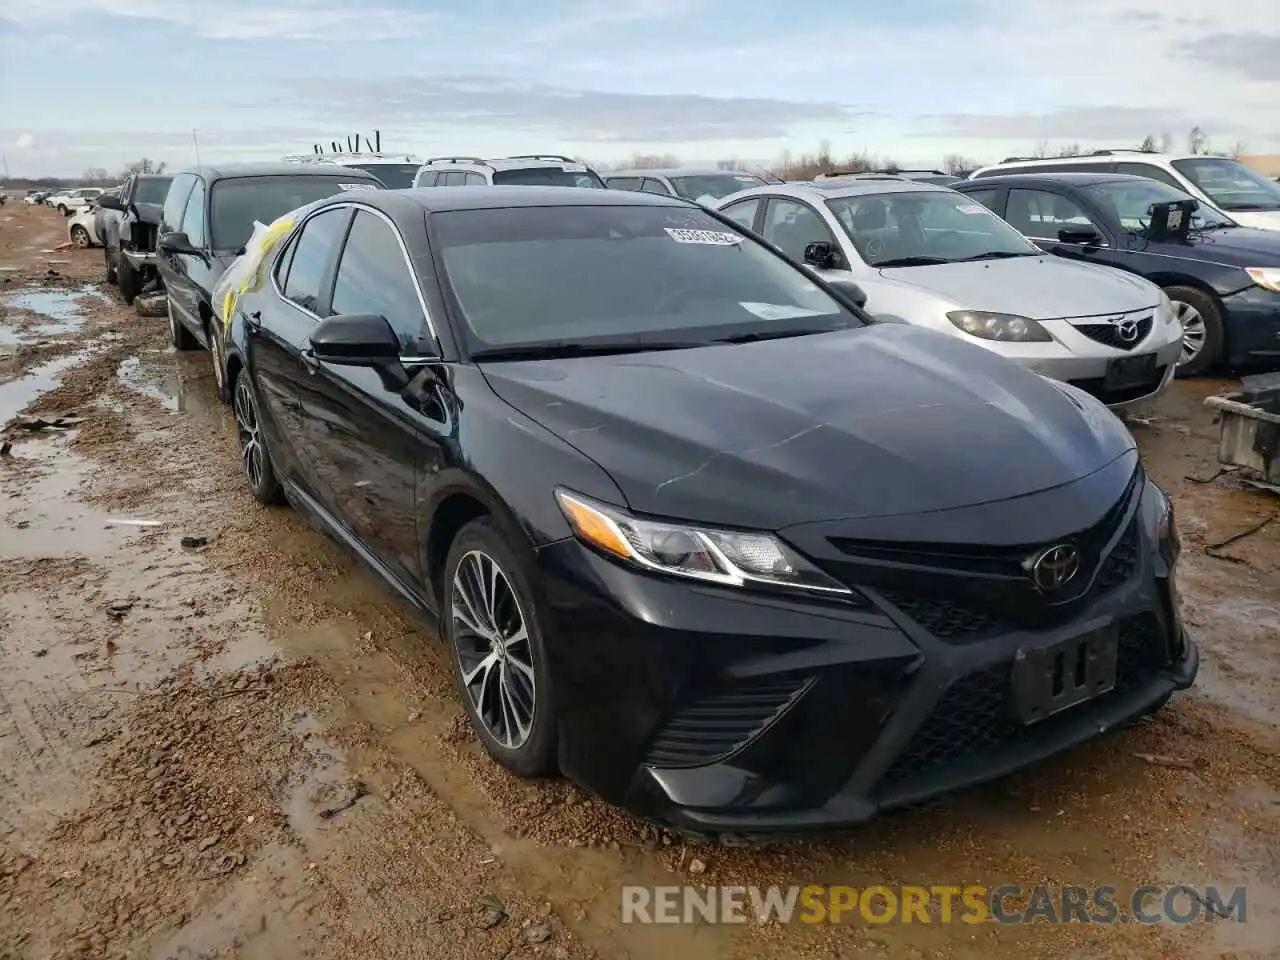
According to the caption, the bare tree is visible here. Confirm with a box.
[1138,135,1157,153]
[626,152,680,169]
[1187,126,1209,156]
[716,158,747,171]
[1228,140,1247,160]
[119,158,167,178]
[1160,131,1174,153]
[82,167,111,183]
[1032,139,1050,158]
[943,154,979,176]
[1056,142,1081,158]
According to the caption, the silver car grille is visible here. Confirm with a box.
[1071,313,1153,352]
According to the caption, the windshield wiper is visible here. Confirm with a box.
[713,329,831,345]
[472,340,705,361]
[875,256,950,267]
[953,250,1038,261]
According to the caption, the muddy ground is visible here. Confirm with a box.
[0,202,1277,960]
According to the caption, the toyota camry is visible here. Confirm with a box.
[218,186,1197,835]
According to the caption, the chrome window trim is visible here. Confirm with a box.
[268,200,441,354]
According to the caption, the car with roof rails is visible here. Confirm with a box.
[968,150,1280,232]
[281,130,423,189]
[411,155,606,189]
[819,169,961,186]
[217,183,1194,835]
[715,176,1182,407]
[156,162,384,402]
[604,168,771,204]
[45,186,104,216]
[955,172,1280,378]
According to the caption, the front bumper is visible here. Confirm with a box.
[122,249,157,267]
[534,505,1194,836]
[1222,285,1280,367]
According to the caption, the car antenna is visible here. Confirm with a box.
[191,128,202,172]
[375,129,382,152]
[354,133,361,153]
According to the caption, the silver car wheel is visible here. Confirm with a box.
[450,549,536,749]
[1174,300,1206,366]
[233,377,265,491]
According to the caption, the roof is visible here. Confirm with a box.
[726,178,954,201]
[334,185,691,214]
[988,152,1195,166]
[958,172,1152,187]
[605,168,758,179]
[171,162,385,182]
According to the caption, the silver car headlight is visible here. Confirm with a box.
[1245,268,1280,293]
[947,310,1052,342]
[555,489,851,596]
[1156,289,1178,327]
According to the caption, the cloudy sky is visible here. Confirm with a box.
[0,0,1276,178]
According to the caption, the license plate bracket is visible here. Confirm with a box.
[1010,628,1119,724]
[1105,353,1157,391]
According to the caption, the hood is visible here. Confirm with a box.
[1224,210,1280,232]
[1147,225,1280,267]
[481,325,1135,531]
[878,255,1157,319]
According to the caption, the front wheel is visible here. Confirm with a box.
[104,246,117,284]
[1166,285,1224,379]
[57,204,69,216]
[444,518,557,778]
[70,225,90,248]
[232,373,284,505]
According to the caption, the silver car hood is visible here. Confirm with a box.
[878,255,1158,320]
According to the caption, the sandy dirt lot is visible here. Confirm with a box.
[1,202,1277,960]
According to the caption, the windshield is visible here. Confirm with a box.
[826,190,1040,267]
[209,176,376,250]
[669,174,766,202]
[433,204,858,355]
[1172,157,1280,211]
[1082,179,1233,231]
[135,177,173,204]
[491,167,605,188]
[346,162,417,189]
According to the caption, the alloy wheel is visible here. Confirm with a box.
[210,326,225,393]
[233,377,265,492]
[71,226,90,248]
[1174,301,1206,366]
[450,549,537,749]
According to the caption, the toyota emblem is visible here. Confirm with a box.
[1115,318,1141,343]
[1028,543,1080,591]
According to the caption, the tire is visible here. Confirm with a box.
[104,246,117,284]
[117,256,140,305]
[70,225,90,248]
[166,295,200,351]
[1166,285,1224,379]
[208,317,229,403]
[232,372,285,505]
[443,517,557,778]
[57,204,68,216]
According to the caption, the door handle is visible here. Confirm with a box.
[300,349,320,373]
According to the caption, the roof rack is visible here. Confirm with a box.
[876,168,949,175]
[816,171,906,181]
[503,154,579,163]
[424,156,487,166]
[999,148,1153,164]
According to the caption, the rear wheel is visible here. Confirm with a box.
[208,318,229,403]
[117,256,140,304]
[57,204,69,216]
[444,518,557,778]
[233,372,284,505]
[70,225,90,248]
[167,295,199,351]
[103,246,117,284]
[1166,285,1224,379]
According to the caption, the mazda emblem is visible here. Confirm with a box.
[1028,543,1080,591]
[1115,318,1140,343]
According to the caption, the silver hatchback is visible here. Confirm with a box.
[715,177,1184,407]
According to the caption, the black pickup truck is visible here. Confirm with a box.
[98,173,173,304]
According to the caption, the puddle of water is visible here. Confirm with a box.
[116,356,178,411]
[0,285,109,345]
[0,348,93,423]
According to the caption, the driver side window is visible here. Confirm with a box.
[761,199,838,262]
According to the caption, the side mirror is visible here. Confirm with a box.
[158,231,202,255]
[97,194,123,212]
[825,277,868,309]
[803,240,845,270]
[1058,227,1102,245]
[310,313,401,366]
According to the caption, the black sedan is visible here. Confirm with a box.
[955,172,1280,377]
[218,186,1196,835]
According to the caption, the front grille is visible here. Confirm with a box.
[1072,315,1153,351]
[826,469,1143,644]
[880,614,1169,786]
[644,676,811,768]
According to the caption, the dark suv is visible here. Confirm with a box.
[156,162,383,401]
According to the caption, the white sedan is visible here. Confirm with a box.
[67,208,101,248]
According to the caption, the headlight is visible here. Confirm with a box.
[1245,267,1280,293]
[555,490,851,596]
[1156,289,1178,326]
[1144,480,1181,567]
[947,310,1052,342]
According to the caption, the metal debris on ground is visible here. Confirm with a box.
[1205,512,1280,561]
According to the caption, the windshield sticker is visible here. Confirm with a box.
[338,182,376,191]
[957,203,989,214]
[665,228,742,245]
[740,302,826,321]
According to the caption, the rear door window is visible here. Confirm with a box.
[607,178,643,191]
[415,171,439,187]
[439,171,467,186]
[640,178,671,195]
[1114,162,1184,189]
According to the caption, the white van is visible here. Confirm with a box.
[969,151,1280,231]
